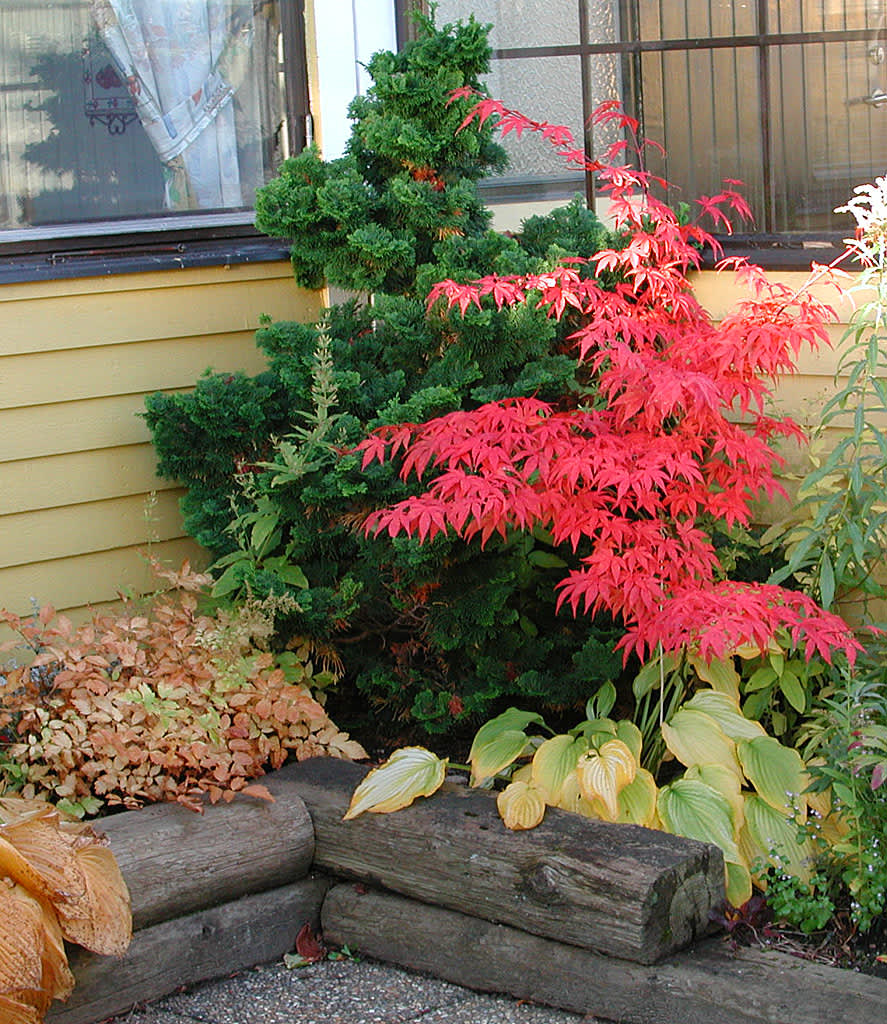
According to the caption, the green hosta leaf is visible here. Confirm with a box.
[344,748,447,820]
[661,708,741,777]
[684,763,745,831]
[657,778,741,864]
[576,739,637,819]
[615,719,643,764]
[682,691,766,742]
[742,793,814,884]
[688,654,740,701]
[469,708,545,786]
[737,736,809,820]
[616,768,658,827]
[497,780,547,830]
[531,734,587,803]
[586,681,617,720]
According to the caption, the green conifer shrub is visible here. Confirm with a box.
[144,14,623,737]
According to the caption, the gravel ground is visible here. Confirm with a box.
[102,957,601,1024]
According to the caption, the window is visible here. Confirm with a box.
[0,0,309,276]
[429,1,887,248]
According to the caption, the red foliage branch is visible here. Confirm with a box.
[359,94,858,665]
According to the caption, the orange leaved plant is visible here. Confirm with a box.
[0,561,366,814]
[0,794,131,1023]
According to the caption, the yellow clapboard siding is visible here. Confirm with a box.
[0,267,320,356]
[0,491,186,569]
[0,538,209,622]
[0,392,172,463]
[0,332,272,413]
[0,444,173,516]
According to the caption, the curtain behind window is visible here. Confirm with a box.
[90,0,280,210]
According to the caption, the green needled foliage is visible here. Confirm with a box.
[144,14,620,736]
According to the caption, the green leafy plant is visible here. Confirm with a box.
[0,560,365,814]
[144,15,626,735]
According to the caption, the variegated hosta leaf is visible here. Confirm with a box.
[344,747,447,820]
[682,690,766,742]
[688,654,741,702]
[576,739,637,820]
[468,708,544,787]
[616,768,658,827]
[742,793,814,885]
[661,708,741,778]
[531,734,586,803]
[497,780,547,830]
[725,859,753,909]
[737,736,809,821]
[657,778,742,865]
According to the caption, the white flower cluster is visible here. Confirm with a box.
[835,177,887,325]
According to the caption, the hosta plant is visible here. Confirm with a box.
[346,683,823,909]
[0,795,131,1023]
[0,561,365,814]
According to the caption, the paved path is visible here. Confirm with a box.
[103,958,599,1024]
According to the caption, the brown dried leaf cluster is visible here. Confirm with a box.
[0,562,366,814]
[0,796,131,1023]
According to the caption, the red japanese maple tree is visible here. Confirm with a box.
[358,96,858,666]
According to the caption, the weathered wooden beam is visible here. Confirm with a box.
[322,883,887,1024]
[96,778,314,929]
[278,758,725,964]
[47,877,328,1024]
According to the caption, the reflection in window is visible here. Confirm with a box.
[428,0,887,235]
[0,0,285,232]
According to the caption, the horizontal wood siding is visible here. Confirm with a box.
[0,262,320,624]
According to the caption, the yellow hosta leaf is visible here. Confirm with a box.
[468,708,543,787]
[555,773,601,818]
[344,748,447,820]
[725,860,753,908]
[497,780,546,830]
[688,654,741,702]
[531,734,586,803]
[657,778,741,864]
[742,793,814,885]
[661,709,741,778]
[737,736,809,822]
[683,691,766,742]
[576,739,637,819]
[616,768,658,827]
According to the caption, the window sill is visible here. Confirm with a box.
[0,234,292,285]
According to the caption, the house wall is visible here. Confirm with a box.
[0,261,320,625]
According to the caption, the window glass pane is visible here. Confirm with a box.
[435,0,581,49]
[768,0,877,34]
[480,55,585,185]
[638,47,765,222]
[0,0,285,233]
[769,39,886,232]
[636,0,757,42]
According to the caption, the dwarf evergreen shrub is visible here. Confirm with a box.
[144,14,622,735]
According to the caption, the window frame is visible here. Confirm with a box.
[0,0,311,284]
[399,0,881,270]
